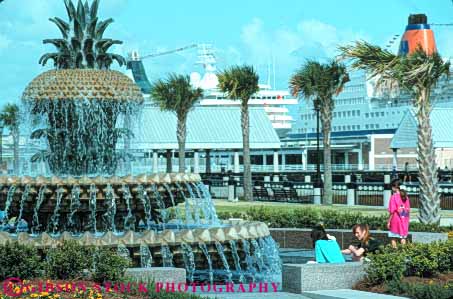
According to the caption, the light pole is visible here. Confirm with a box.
[314,99,323,189]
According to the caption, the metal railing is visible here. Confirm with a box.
[355,183,384,206]
[332,184,348,205]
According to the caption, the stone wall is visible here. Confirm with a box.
[270,228,448,249]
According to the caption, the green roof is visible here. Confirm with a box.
[130,106,281,150]
[391,108,453,149]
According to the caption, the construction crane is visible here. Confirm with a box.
[127,44,198,94]
[140,44,198,60]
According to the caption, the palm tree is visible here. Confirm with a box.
[0,104,20,174]
[39,0,125,69]
[150,74,203,173]
[217,65,259,201]
[289,60,349,205]
[339,41,450,224]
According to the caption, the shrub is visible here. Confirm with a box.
[386,279,453,299]
[91,247,130,283]
[44,240,93,279]
[365,240,453,286]
[0,241,41,280]
[365,245,407,284]
[403,242,452,277]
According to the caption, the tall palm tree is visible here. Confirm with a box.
[340,41,450,224]
[39,0,125,69]
[0,104,20,174]
[150,74,203,173]
[289,60,349,205]
[218,65,259,201]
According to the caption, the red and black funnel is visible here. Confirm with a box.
[398,14,437,56]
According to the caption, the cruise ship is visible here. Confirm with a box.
[126,44,297,138]
[292,69,453,135]
[292,14,453,138]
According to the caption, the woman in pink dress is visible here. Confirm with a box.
[388,180,410,248]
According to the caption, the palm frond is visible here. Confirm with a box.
[217,65,259,102]
[150,73,203,114]
[338,41,450,97]
[289,59,349,108]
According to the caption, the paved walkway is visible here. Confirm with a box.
[201,289,408,299]
[302,289,407,299]
[203,292,309,298]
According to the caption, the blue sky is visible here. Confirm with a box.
[1,0,453,105]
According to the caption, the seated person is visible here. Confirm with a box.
[342,224,382,261]
[310,225,345,263]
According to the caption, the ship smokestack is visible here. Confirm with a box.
[398,13,437,55]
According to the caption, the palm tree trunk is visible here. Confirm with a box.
[241,101,253,201]
[166,149,172,173]
[321,105,333,205]
[416,88,441,224]
[13,128,19,175]
[177,114,187,173]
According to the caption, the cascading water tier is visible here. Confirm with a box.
[0,173,281,283]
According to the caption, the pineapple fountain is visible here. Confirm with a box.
[0,0,281,283]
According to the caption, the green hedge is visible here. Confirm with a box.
[218,206,452,232]
[0,241,129,282]
[366,240,453,285]
[91,247,130,283]
[386,279,453,299]
[45,240,93,279]
[0,241,41,281]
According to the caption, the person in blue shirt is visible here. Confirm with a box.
[310,225,345,263]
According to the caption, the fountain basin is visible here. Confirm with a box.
[0,221,270,247]
[0,220,281,283]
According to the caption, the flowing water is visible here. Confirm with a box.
[184,183,200,224]
[49,187,64,234]
[140,244,153,268]
[103,184,116,232]
[136,185,152,229]
[181,243,196,282]
[121,184,135,231]
[16,185,31,232]
[199,243,214,284]
[229,240,245,283]
[88,184,97,233]
[215,241,233,282]
[160,244,173,267]
[32,185,47,234]
[67,186,81,231]
[3,185,17,225]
